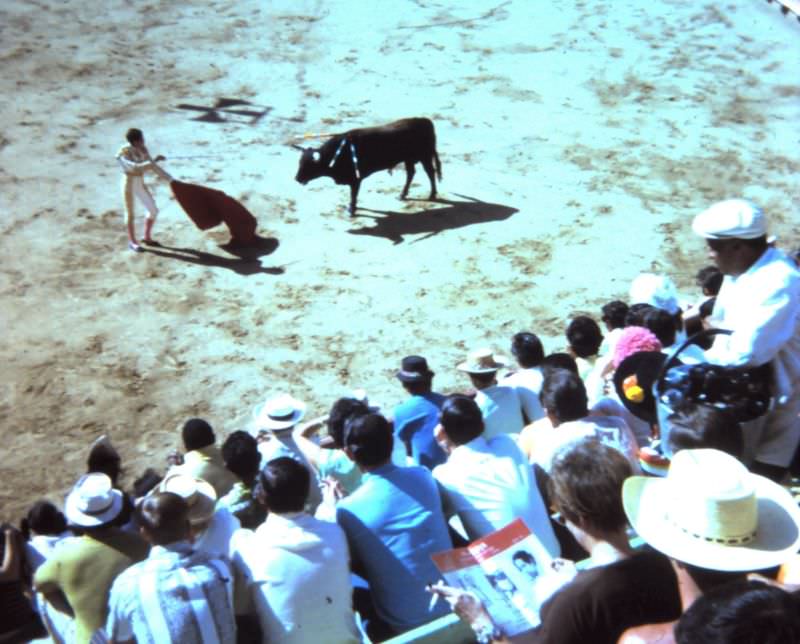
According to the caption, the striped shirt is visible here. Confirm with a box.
[105,541,235,644]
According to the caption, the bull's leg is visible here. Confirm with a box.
[348,180,361,216]
[400,161,415,200]
[421,157,438,200]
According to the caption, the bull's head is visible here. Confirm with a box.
[293,145,324,185]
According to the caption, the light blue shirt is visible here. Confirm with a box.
[393,392,447,470]
[336,463,452,632]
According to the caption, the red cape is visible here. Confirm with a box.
[170,180,257,243]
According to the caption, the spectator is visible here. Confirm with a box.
[501,332,547,424]
[169,418,237,498]
[336,413,452,640]
[664,401,744,460]
[0,522,47,643]
[432,440,682,644]
[158,473,240,558]
[565,315,604,380]
[86,435,122,487]
[390,355,447,469]
[293,397,369,497]
[218,431,267,529]
[624,302,654,327]
[642,307,705,364]
[521,369,639,474]
[432,394,559,555]
[252,393,322,512]
[629,273,682,338]
[540,352,579,376]
[34,473,148,644]
[692,198,800,482]
[106,492,236,643]
[230,457,360,644]
[457,348,524,438]
[696,265,723,297]
[674,581,800,644]
[20,500,71,573]
[599,300,629,357]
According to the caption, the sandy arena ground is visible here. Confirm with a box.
[1,0,799,521]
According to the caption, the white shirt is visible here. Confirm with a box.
[526,415,641,475]
[501,368,545,423]
[258,433,323,512]
[433,434,560,558]
[230,513,359,644]
[475,384,525,439]
[193,506,241,558]
[705,246,800,402]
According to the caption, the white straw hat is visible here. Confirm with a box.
[252,393,307,432]
[457,348,507,374]
[65,473,124,527]
[692,199,767,240]
[159,473,217,526]
[623,449,800,571]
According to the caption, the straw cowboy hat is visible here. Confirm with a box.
[159,473,217,526]
[457,348,507,374]
[623,449,800,571]
[64,473,124,527]
[252,393,307,432]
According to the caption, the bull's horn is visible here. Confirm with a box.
[290,143,305,150]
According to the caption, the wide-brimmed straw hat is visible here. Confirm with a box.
[623,449,800,571]
[159,473,217,526]
[457,348,507,374]
[252,393,307,432]
[65,473,124,527]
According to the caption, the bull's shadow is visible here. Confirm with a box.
[348,194,518,244]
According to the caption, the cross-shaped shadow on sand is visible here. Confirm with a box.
[143,236,284,275]
[347,194,519,244]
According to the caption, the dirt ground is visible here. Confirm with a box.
[1,0,798,521]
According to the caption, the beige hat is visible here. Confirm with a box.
[252,393,307,432]
[65,473,124,527]
[692,199,767,240]
[457,348,507,374]
[623,449,800,571]
[159,473,217,525]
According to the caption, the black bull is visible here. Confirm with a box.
[293,117,442,215]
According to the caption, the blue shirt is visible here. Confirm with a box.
[393,392,447,470]
[336,463,452,632]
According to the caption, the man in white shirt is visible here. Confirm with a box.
[692,199,800,480]
[433,394,560,557]
[115,128,172,252]
[230,457,359,644]
[501,332,546,424]
[457,348,524,438]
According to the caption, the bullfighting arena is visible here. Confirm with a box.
[1,0,798,520]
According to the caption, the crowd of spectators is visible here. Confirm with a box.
[1,198,799,644]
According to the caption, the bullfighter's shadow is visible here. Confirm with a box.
[348,194,519,244]
[143,237,284,276]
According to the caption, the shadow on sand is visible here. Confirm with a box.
[347,194,519,244]
[144,236,284,275]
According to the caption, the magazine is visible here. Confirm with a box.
[430,518,568,637]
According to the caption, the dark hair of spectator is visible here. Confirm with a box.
[549,439,632,535]
[344,413,393,468]
[675,581,800,644]
[222,431,261,483]
[125,128,143,144]
[511,332,545,368]
[87,441,122,486]
[439,394,484,445]
[132,468,163,499]
[540,369,588,423]
[540,352,579,376]
[642,307,676,348]
[182,418,215,451]
[698,297,716,320]
[696,265,723,296]
[327,398,371,448]
[566,316,604,358]
[468,371,497,387]
[666,402,743,460]
[22,500,67,540]
[601,300,629,330]
[257,457,310,514]
[136,492,190,545]
[624,303,653,327]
